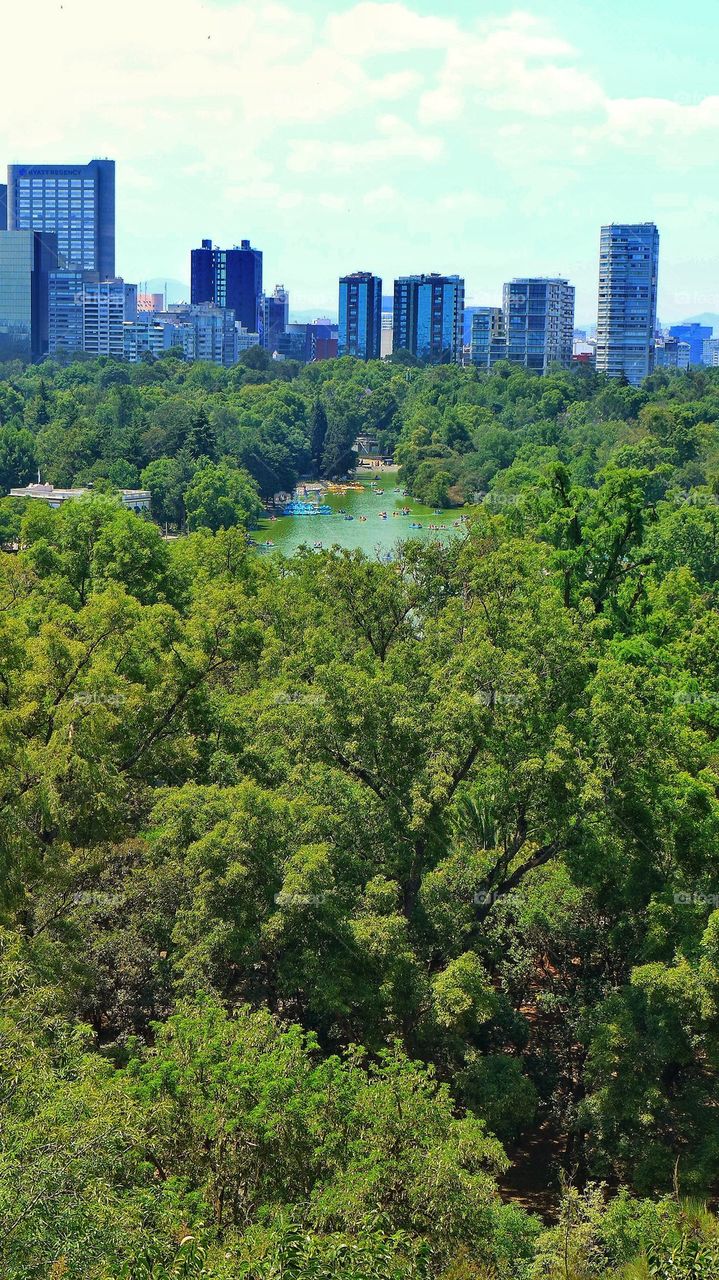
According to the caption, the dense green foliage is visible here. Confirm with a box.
[4,351,719,516]
[0,350,402,521]
[0,356,719,1276]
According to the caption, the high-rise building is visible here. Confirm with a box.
[7,159,115,277]
[338,271,382,360]
[669,323,712,366]
[470,307,506,369]
[191,238,262,333]
[0,185,7,232]
[503,278,575,373]
[48,268,85,356]
[596,223,659,386]
[393,274,464,364]
[81,279,137,357]
[48,271,136,358]
[0,229,57,363]
[260,284,289,351]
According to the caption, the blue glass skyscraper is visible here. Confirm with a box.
[7,159,115,277]
[596,223,659,385]
[338,272,382,360]
[393,274,464,364]
[0,185,6,232]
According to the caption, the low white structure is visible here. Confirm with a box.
[8,482,151,511]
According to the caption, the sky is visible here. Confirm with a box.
[2,0,719,323]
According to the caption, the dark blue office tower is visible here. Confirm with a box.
[7,159,115,277]
[191,238,263,333]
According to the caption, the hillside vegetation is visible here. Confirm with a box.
[0,355,718,1276]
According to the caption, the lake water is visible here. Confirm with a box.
[250,473,473,558]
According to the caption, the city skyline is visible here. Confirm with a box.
[3,0,719,322]
[0,183,673,378]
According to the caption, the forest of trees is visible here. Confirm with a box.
[0,352,719,1276]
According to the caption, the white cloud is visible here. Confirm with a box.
[436,192,506,217]
[2,0,717,315]
[369,70,424,101]
[326,3,458,57]
[287,117,443,174]
[363,185,400,208]
[597,95,719,142]
[417,13,604,125]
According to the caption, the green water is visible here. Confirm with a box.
[250,473,472,558]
